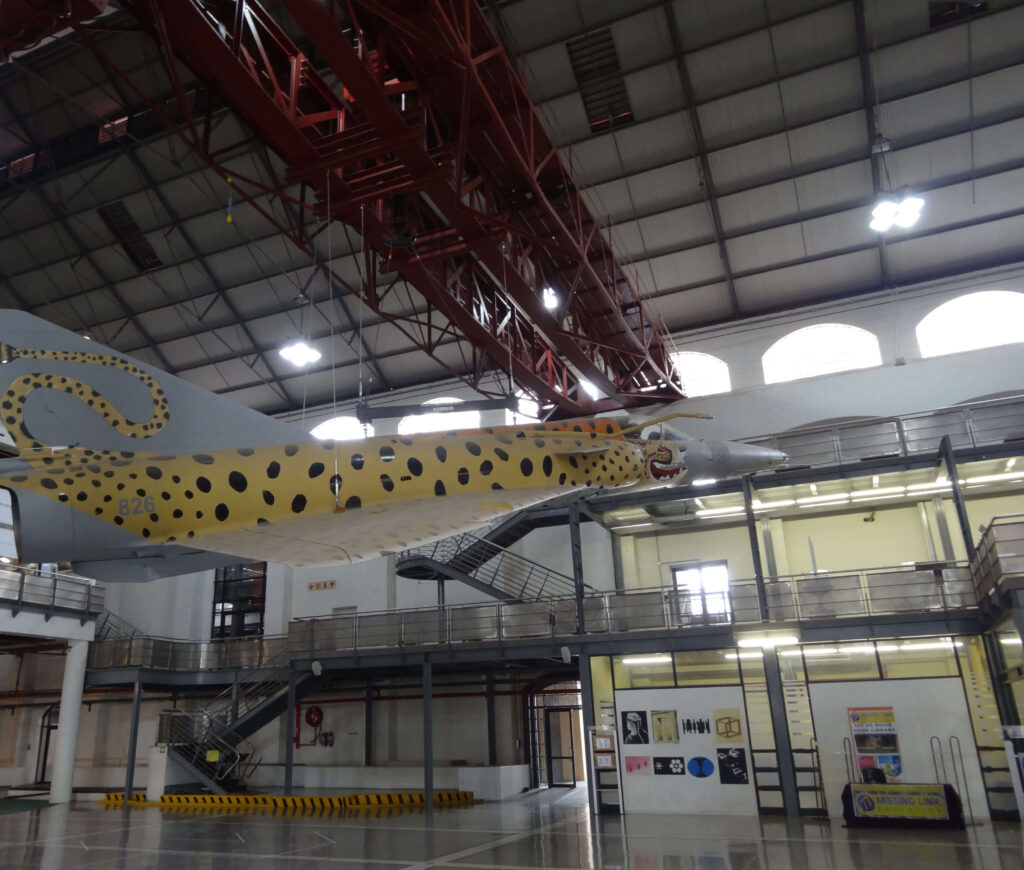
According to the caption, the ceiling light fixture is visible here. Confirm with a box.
[736,634,799,649]
[691,478,718,487]
[542,286,558,310]
[621,655,672,665]
[870,194,924,232]
[279,340,321,367]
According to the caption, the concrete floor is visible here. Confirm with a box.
[0,788,1021,869]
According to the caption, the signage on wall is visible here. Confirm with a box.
[307,580,336,591]
[848,706,902,783]
[850,783,949,820]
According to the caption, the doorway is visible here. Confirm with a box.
[33,703,58,785]
[545,706,581,788]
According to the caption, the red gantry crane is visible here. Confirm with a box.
[71,0,681,416]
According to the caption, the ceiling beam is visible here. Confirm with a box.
[660,0,740,317]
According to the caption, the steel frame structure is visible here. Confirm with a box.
[73,0,681,416]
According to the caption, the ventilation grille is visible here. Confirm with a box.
[96,200,163,272]
[566,28,634,133]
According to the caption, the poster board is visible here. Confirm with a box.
[614,685,757,815]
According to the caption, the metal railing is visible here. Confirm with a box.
[158,709,262,786]
[970,513,1024,601]
[203,646,294,727]
[746,394,1024,469]
[398,531,586,599]
[88,633,288,671]
[0,564,104,619]
[89,563,977,671]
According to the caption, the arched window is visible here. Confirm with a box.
[762,324,882,384]
[916,290,1024,358]
[671,351,731,397]
[505,389,540,425]
[398,397,481,435]
[310,416,374,441]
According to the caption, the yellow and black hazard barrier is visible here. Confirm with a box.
[99,790,475,813]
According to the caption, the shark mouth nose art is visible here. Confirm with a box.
[650,458,683,480]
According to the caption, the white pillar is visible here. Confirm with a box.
[49,639,88,804]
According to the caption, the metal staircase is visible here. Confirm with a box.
[162,648,318,793]
[396,531,593,601]
[94,610,143,640]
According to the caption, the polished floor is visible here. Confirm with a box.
[0,788,1021,869]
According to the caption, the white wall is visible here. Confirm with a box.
[809,678,988,821]
[102,570,214,639]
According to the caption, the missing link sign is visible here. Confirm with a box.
[850,783,949,820]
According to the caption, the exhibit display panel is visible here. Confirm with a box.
[615,685,757,815]
[808,678,989,821]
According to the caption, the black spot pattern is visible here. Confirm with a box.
[521,458,534,476]
[543,456,553,476]
[408,457,423,476]
[380,474,395,492]
[196,476,212,493]
[352,454,364,470]
[215,503,230,521]
[434,480,447,496]
[329,475,342,495]
[308,462,325,479]
[466,441,481,456]
[291,494,307,513]
[145,466,162,480]
[435,446,447,462]
[229,471,248,492]
[494,448,509,461]
[267,461,281,478]
[480,460,493,475]
[193,454,214,464]
[457,467,469,485]
[263,490,275,505]
[284,444,298,456]
[345,495,361,509]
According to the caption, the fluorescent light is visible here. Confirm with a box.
[851,486,905,498]
[579,379,601,400]
[907,481,952,491]
[0,557,10,564]
[794,491,851,505]
[809,483,818,495]
[848,493,907,503]
[1007,458,1018,470]
[870,195,924,232]
[737,635,799,649]
[898,641,963,651]
[798,498,849,508]
[695,507,745,517]
[620,655,672,665]
[1000,637,1023,645]
[724,652,765,660]
[964,472,1024,484]
[781,647,837,657]
[610,522,653,531]
[542,286,558,310]
[279,340,321,366]
[871,475,880,487]
[691,478,718,487]
[753,499,795,511]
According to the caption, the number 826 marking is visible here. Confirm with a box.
[118,496,156,516]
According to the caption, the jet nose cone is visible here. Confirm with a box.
[712,441,788,478]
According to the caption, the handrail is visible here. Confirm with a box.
[0,564,104,619]
[743,393,1024,469]
[89,561,977,672]
[162,709,262,784]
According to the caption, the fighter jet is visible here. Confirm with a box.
[0,311,785,580]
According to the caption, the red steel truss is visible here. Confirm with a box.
[77,0,681,415]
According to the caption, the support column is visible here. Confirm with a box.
[423,660,433,809]
[742,477,769,621]
[364,685,374,767]
[230,677,242,726]
[569,501,585,632]
[49,639,88,804]
[284,670,296,794]
[939,435,976,559]
[485,674,497,766]
[763,647,800,817]
[578,652,598,815]
[123,679,143,802]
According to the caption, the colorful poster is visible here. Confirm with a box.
[717,747,749,785]
[651,710,679,743]
[850,783,949,820]
[625,755,652,775]
[713,708,743,743]
[848,707,902,783]
[653,756,686,775]
[687,756,715,778]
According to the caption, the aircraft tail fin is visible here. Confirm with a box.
[0,310,306,453]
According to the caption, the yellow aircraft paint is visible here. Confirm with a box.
[0,341,683,565]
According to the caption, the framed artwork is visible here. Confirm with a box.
[652,709,679,743]
[621,710,650,744]
[592,733,614,752]
[595,751,617,770]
